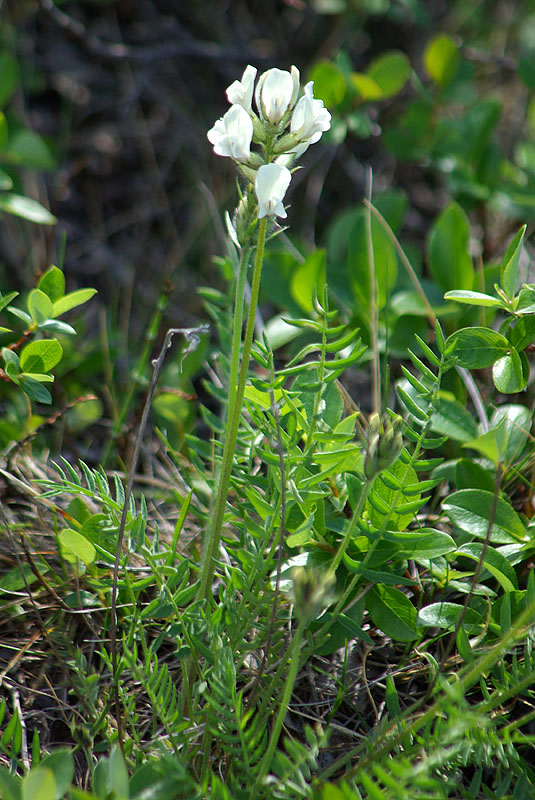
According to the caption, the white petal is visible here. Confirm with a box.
[226,65,257,111]
[207,104,253,161]
[290,66,301,107]
[255,163,292,218]
[256,68,297,123]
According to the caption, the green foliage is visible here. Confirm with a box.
[0,265,95,410]
[6,6,535,799]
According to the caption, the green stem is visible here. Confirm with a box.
[327,476,374,578]
[251,618,306,798]
[225,245,251,431]
[197,217,268,606]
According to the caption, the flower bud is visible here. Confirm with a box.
[363,412,404,480]
[235,189,257,245]
[290,566,335,622]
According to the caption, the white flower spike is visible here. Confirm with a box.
[207,104,254,161]
[255,66,300,124]
[255,163,292,219]
[226,65,257,113]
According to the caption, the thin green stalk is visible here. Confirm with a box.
[365,169,381,414]
[327,477,374,578]
[251,618,307,798]
[197,217,268,606]
[225,245,251,431]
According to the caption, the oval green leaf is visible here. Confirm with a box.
[20,339,63,373]
[52,288,97,317]
[500,225,526,300]
[22,767,56,800]
[4,129,56,170]
[38,266,65,302]
[443,489,528,543]
[444,290,505,308]
[367,585,419,642]
[59,528,96,565]
[350,73,383,101]
[432,396,478,442]
[417,602,483,632]
[381,528,456,559]
[28,289,53,324]
[428,203,473,293]
[456,542,518,592]
[308,60,347,107]
[490,404,531,463]
[446,327,510,369]
[0,193,56,224]
[492,349,528,393]
[290,250,326,313]
[424,33,460,87]
[39,750,74,798]
[366,51,411,99]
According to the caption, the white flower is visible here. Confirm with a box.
[226,65,257,113]
[207,104,254,161]
[255,163,292,219]
[255,66,300,124]
[290,81,331,145]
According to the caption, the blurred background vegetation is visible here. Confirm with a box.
[2,0,535,458]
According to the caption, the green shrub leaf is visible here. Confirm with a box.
[365,51,411,99]
[492,349,529,393]
[38,266,65,302]
[428,203,474,293]
[444,290,505,308]
[424,33,460,87]
[457,542,518,592]
[308,61,347,107]
[22,767,56,800]
[4,129,56,170]
[417,602,483,632]
[52,288,97,317]
[500,225,526,299]
[38,750,74,798]
[59,529,96,565]
[28,289,53,325]
[446,327,510,368]
[20,339,63,373]
[367,585,419,642]
[0,193,56,224]
[443,489,528,543]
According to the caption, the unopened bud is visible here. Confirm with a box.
[291,566,335,622]
[363,412,404,480]
[273,132,301,154]
[235,189,257,245]
[252,113,268,143]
